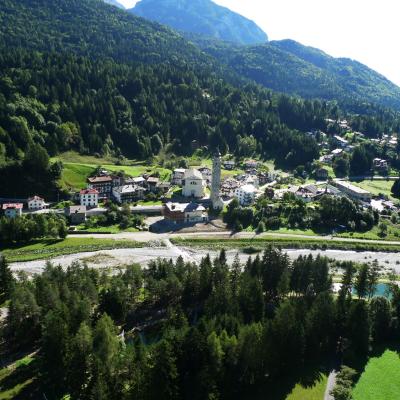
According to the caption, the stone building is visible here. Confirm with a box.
[182,169,205,198]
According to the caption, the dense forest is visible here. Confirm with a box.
[1,248,399,399]
[1,0,400,198]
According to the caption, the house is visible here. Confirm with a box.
[112,185,145,204]
[373,158,389,172]
[87,175,113,199]
[244,160,259,170]
[172,169,186,185]
[333,180,372,202]
[2,203,23,218]
[221,178,240,198]
[315,168,329,180]
[65,205,87,224]
[80,189,99,208]
[223,160,236,170]
[333,135,349,148]
[158,182,171,193]
[27,195,47,210]
[198,167,212,182]
[182,169,206,198]
[293,185,320,203]
[147,177,160,193]
[331,148,343,157]
[163,202,208,224]
[234,184,257,206]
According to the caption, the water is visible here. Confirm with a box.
[352,283,392,299]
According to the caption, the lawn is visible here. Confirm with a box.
[337,223,400,242]
[353,350,400,400]
[61,163,96,191]
[59,162,172,191]
[77,224,139,233]
[350,179,395,199]
[1,238,145,262]
[285,373,327,400]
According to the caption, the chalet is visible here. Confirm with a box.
[333,135,348,148]
[198,167,212,182]
[158,182,171,193]
[112,185,145,204]
[2,203,23,218]
[373,158,389,172]
[163,202,208,224]
[80,189,99,208]
[87,175,113,199]
[172,169,186,185]
[27,195,47,210]
[147,177,160,193]
[65,205,87,224]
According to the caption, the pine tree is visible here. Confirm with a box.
[0,254,14,299]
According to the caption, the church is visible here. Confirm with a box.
[182,169,206,198]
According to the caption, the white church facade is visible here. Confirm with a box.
[182,169,206,198]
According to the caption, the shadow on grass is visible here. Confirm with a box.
[248,361,331,400]
[346,341,400,386]
[0,238,64,252]
[1,357,41,399]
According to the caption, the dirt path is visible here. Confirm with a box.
[324,370,337,400]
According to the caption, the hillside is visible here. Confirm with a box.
[130,0,268,45]
[0,0,210,66]
[192,37,400,111]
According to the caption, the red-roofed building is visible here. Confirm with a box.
[2,203,23,218]
[80,189,99,208]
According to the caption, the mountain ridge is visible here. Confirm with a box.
[130,0,268,45]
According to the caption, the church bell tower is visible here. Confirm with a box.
[210,150,224,210]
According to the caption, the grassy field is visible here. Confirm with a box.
[61,163,95,190]
[171,236,400,252]
[0,238,145,262]
[337,224,400,241]
[353,350,400,400]
[77,225,140,234]
[285,374,327,400]
[350,179,395,199]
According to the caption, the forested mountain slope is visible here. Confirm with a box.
[0,0,209,66]
[0,0,399,198]
[130,0,268,45]
[191,36,400,111]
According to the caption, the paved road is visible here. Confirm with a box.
[69,230,400,246]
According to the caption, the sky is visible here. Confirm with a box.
[119,0,400,86]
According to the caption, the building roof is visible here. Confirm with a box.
[184,169,203,180]
[68,205,87,214]
[238,184,257,194]
[87,176,113,184]
[80,189,99,195]
[334,180,371,195]
[173,168,186,174]
[28,195,44,202]
[165,202,206,213]
[113,185,142,194]
[147,177,160,184]
[2,203,23,210]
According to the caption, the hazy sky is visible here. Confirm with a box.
[119,0,400,86]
